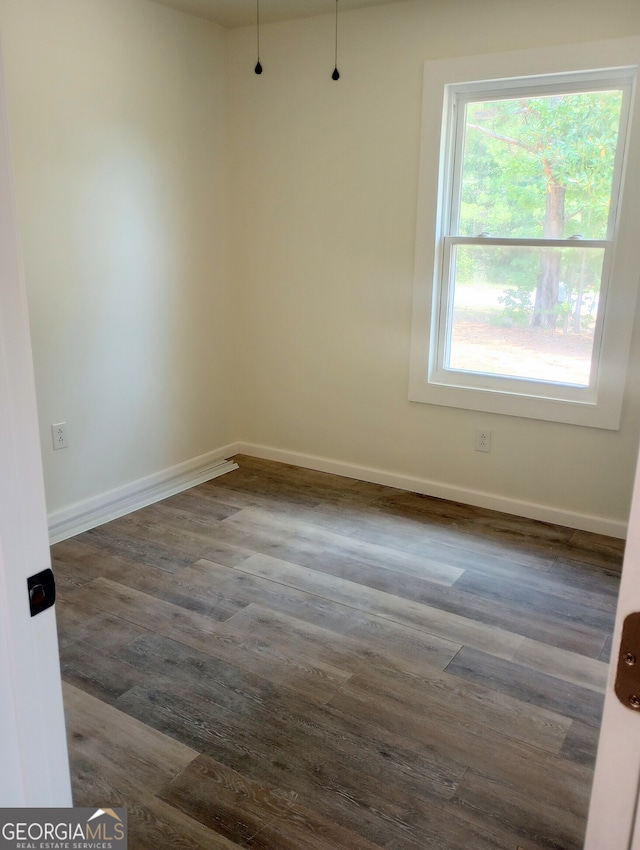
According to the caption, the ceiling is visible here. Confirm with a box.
[150,0,404,29]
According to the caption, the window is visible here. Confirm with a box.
[409,42,640,429]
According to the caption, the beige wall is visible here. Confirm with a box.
[0,0,235,514]
[1,0,640,534]
[229,0,640,533]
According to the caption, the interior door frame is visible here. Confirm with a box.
[0,45,71,806]
[584,438,640,848]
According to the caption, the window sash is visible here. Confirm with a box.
[446,73,635,243]
[430,71,632,402]
[431,236,613,403]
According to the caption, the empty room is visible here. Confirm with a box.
[1,0,640,848]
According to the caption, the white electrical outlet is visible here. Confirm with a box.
[51,422,68,450]
[475,428,491,453]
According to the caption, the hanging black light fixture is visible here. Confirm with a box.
[255,0,263,74]
[332,0,340,80]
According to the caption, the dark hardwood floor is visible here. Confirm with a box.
[51,456,624,850]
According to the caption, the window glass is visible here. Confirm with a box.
[446,244,605,385]
[457,91,624,240]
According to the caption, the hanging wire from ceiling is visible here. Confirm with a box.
[255,0,263,74]
[253,1,342,80]
[332,0,340,80]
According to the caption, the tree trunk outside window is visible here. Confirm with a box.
[532,182,565,328]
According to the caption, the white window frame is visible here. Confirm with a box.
[408,39,640,430]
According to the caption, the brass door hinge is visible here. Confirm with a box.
[615,613,640,711]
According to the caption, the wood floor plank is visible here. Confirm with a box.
[375,487,574,548]
[114,643,467,811]
[444,646,605,727]
[116,678,436,847]
[449,767,587,850]
[124,796,247,850]
[244,810,386,850]
[159,753,297,846]
[59,640,145,704]
[343,613,464,672]
[202,461,329,509]
[220,505,465,586]
[56,537,244,620]
[161,751,448,850]
[52,455,619,850]
[63,681,198,792]
[222,457,568,561]
[180,557,383,633]
[53,534,191,585]
[56,597,148,651]
[267,813,517,850]
[550,555,623,595]
[564,528,625,570]
[242,778,511,850]
[327,673,592,813]
[225,602,462,677]
[299,500,560,573]
[230,553,525,659]
[513,637,609,693]
[80,522,203,573]
[69,765,244,850]
[329,662,572,755]
[51,536,126,591]
[600,632,614,663]
[560,720,601,767]
[65,577,352,704]
[157,489,244,522]
[150,501,329,566]
[298,548,607,657]
[377,819,525,850]
[150,691,469,849]
[380,499,570,564]
[453,567,615,631]
[116,631,289,710]
[63,682,246,850]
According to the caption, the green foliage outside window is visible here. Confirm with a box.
[458,91,622,331]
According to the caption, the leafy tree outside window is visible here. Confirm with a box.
[440,77,628,388]
[409,49,640,429]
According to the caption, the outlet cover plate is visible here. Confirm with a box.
[51,422,68,450]
[475,429,491,453]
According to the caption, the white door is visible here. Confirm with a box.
[0,48,71,806]
[585,440,640,848]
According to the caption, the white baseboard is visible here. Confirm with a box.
[236,441,627,539]
[49,437,627,544]
[48,442,240,544]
